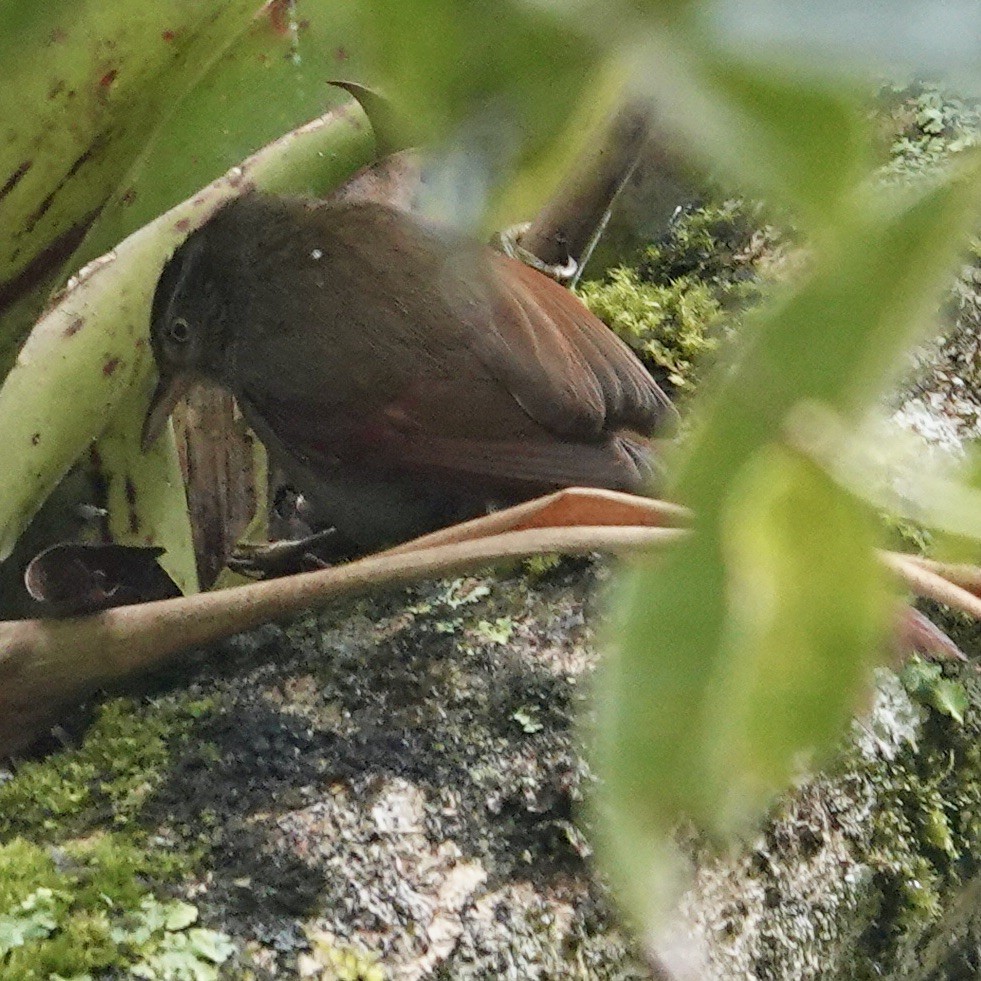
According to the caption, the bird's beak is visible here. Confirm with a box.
[141,371,192,451]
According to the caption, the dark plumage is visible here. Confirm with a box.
[143,194,673,553]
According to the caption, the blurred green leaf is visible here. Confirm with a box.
[333,0,608,227]
[633,40,871,235]
[595,155,981,859]
[675,160,981,511]
[708,447,886,821]
[338,0,600,147]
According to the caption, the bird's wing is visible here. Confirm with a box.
[458,251,674,441]
[240,373,656,495]
[233,199,670,491]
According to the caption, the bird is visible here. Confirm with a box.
[142,193,674,556]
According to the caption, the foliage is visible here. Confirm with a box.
[876,81,981,183]
[579,198,788,391]
[901,659,970,724]
[301,930,386,981]
[0,698,204,840]
[579,267,723,390]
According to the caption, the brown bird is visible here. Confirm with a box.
[143,194,673,555]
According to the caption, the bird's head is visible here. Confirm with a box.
[141,218,235,449]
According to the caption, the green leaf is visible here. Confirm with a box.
[636,40,871,234]
[675,160,981,515]
[162,901,198,932]
[708,448,886,818]
[333,0,608,228]
[698,0,981,87]
[0,0,263,351]
[338,0,599,149]
[69,1,368,273]
[901,660,969,724]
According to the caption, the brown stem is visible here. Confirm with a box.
[897,555,981,599]
[0,523,682,754]
[519,101,653,275]
[880,550,981,620]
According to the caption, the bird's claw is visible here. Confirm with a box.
[228,529,339,578]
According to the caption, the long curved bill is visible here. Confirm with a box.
[141,372,192,451]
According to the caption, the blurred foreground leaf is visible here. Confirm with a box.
[709,447,885,821]
[595,147,981,922]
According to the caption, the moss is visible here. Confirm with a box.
[579,268,723,390]
[579,199,790,393]
[0,697,210,841]
[304,932,386,980]
[0,696,227,978]
[637,198,785,298]
[846,664,981,978]
[0,835,201,978]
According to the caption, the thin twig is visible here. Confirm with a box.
[880,550,981,620]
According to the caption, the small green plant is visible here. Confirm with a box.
[901,659,970,723]
[0,838,231,978]
[580,268,722,390]
[877,82,981,182]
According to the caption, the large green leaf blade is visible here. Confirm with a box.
[71,2,368,271]
[0,0,263,345]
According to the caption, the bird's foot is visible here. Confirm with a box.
[228,529,341,578]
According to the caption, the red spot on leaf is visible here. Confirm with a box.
[64,317,84,337]
[102,356,121,376]
[335,46,349,61]
[120,187,136,205]
[267,0,292,34]
[99,69,118,89]
[161,29,176,42]
[175,218,191,232]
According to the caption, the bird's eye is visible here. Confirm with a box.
[167,317,191,344]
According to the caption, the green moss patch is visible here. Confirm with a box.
[0,696,233,978]
[579,199,790,393]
